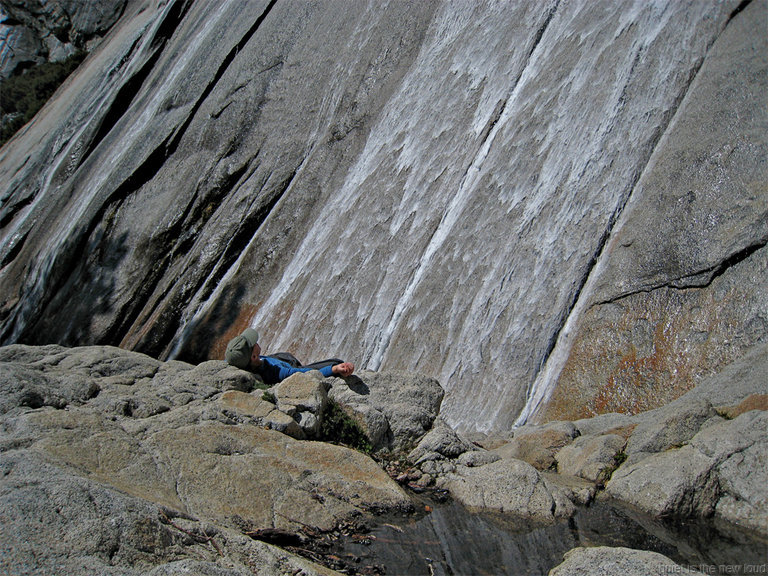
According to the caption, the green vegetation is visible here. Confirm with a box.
[321,399,372,454]
[715,408,734,420]
[0,51,86,147]
[597,450,628,488]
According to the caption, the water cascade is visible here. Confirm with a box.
[244,0,735,432]
[0,0,759,436]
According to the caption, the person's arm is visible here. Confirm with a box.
[266,357,354,381]
[304,362,353,378]
[330,362,354,377]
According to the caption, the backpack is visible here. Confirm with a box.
[265,352,302,367]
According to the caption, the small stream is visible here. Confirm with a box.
[334,497,767,575]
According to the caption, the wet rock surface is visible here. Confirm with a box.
[540,0,767,423]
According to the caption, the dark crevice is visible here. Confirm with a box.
[529,0,560,58]
[79,43,165,165]
[11,0,280,349]
[476,1,560,166]
[79,0,195,167]
[102,0,279,206]
[594,238,768,306]
[169,159,253,258]
[671,237,768,289]
[0,192,33,228]
[477,97,507,150]
[210,167,299,295]
[99,158,262,354]
[456,0,560,212]
[537,203,620,376]
[147,0,195,53]
[727,0,753,23]
[134,165,298,359]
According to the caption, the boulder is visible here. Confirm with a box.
[605,410,768,534]
[408,418,479,462]
[0,359,99,414]
[555,433,626,483]
[624,397,720,459]
[325,377,390,450]
[0,344,412,574]
[541,472,597,507]
[494,421,579,471]
[327,370,444,453]
[549,546,698,576]
[690,410,768,533]
[405,417,497,480]
[0,450,337,576]
[219,390,304,439]
[572,412,637,438]
[273,371,329,437]
[436,458,575,523]
[604,444,719,518]
[457,449,501,468]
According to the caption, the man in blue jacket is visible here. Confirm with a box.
[225,328,355,384]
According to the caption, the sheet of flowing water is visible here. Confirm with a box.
[333,499,767,576]
[243,0,733,434]
[0,0,237,342]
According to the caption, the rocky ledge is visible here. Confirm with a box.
[410,343,767,536]
[1,343,766,575]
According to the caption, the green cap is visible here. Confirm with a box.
[225,328,259,369]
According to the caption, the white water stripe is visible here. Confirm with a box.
[513,239,610,427]
[368,100,510,370]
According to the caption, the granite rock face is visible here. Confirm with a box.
[404,345,767,537]
[329,370,444,453]
[535,0,767,424]
[436,457,576,523]
[575,346,766,533]
[1,343,766,572]
[0,0,764,437]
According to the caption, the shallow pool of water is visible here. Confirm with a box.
[335,497,767,575]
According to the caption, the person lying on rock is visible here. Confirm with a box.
[225,328,355,384]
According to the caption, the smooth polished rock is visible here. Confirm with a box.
[0,0,757,440]
[549,546,699,576]
[437,458,575,522]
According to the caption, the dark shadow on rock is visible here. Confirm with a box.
[171,278,250,365]
[17,229,131,347]
[344,375,371,396]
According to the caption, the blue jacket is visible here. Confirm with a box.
[255,356,336,384]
